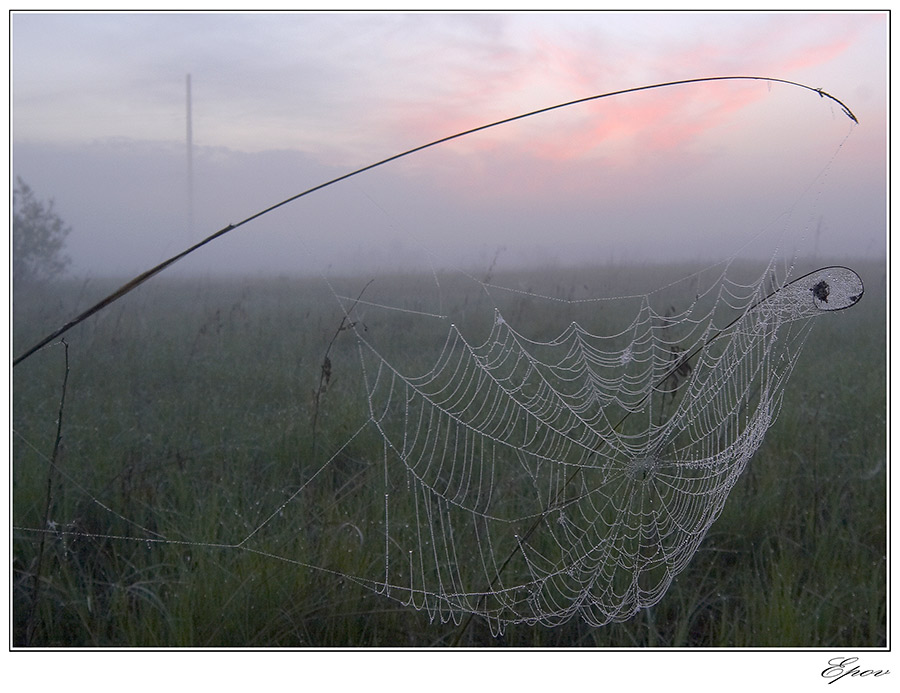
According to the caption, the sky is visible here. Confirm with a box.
[10,10,888,278]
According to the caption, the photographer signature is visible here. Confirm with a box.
[822,657,890,684]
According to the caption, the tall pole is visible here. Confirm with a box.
[186,73,194,237]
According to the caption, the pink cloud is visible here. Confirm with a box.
[347,14,874,204]
[383,37,757,166]
[780,37,853,72]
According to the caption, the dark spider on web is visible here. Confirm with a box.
[811,280,830,303]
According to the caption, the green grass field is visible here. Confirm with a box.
[11,258,886,647]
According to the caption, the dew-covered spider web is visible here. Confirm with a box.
[289,261,862,633]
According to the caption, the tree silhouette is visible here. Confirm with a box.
[13,177,71,285]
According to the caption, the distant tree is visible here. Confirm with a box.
[13,177,71,285]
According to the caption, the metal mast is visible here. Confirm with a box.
[186,73,194,236]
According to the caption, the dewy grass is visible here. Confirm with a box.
[23,339,69,646]
[11,260,886,647]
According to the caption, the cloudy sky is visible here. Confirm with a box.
[11,10,887,277]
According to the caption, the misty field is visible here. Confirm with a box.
[12,258,886,648]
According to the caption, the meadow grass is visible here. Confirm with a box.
[11,258,886,647]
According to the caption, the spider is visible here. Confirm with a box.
[811,279,830,303]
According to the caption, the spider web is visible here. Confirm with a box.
[278,261,863,633]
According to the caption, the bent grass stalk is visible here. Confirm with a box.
[12,76,857,367]
[11,77,873,646]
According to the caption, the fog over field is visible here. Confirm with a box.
[11,11,887,280]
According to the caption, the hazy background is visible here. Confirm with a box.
[11,11,887,278]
